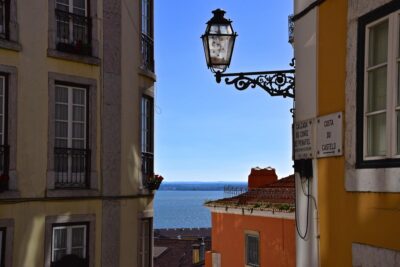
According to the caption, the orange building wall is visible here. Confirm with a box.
[207,212,295,267]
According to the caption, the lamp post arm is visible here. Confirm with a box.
[215,69,295,98]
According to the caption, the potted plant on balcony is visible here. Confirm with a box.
[0,174,9,192]
[146,174,164,190]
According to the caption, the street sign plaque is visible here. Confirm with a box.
[294,119,314,160]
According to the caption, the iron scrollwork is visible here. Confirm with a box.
[214,59,295,98]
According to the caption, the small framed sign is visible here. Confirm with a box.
[294,119,314,160]
[316,112,343,158]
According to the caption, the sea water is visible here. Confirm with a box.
[153,190,224,229]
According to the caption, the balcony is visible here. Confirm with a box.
[54,147,90,189]
[55,9,92,56]
[141,33,154,72]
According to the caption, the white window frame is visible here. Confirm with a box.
[141,0,152,38]
[245,231,260,267]
[51,224,87,262]
[141,95,153,155]
[141,95,154,185]
[55,85,87,150]
[55,84,87,181]
[363,12,400,161]
[55,0,88,44]
[55,0,87,15]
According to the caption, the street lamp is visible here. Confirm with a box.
[201,9,295,99]
[201,9,237,73]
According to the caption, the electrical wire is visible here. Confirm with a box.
[300,176,318,210]
[295,176,310,240]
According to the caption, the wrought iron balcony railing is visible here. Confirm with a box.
[55,9,92,56]
[141,33,154,72]
[141,151,154,186]
[54,147,90,188]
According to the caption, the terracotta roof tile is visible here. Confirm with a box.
[205,175,295,211]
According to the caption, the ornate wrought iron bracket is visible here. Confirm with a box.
[214,60,295,98]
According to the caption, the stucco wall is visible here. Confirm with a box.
[209,212,295,267]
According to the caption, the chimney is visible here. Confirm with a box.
[248,167,278,189]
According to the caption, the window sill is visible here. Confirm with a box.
[138,66,156,81]
[0,190,20,199]
[46,189,100,198]
[346,164,400,192]
[0,39,21,52]
[47,49,100,66]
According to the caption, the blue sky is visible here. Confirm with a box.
[154,1,294,182]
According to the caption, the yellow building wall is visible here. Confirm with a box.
[317,0,400,266]
[0,201,102,267]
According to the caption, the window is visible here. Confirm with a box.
[139,218,153,267]
[54,84,90,188]
[47,73,98,195]
[0,0,8,39]
[245,232,259,267]
[0,74,8,191]
[141,95,154,187]
[0,228,5,267]
[45,214,94,267]
[55,0,91,55]
[51,223,88,267]
[0,66,17,195]
[0,219,13,267]
[0,0,20,51]
[141,0,154,72]
[356,1,400,168]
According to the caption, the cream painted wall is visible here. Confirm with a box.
[120,0,155,195]
[294,0,318,15]
[119,198,154,266]
[6,0,102,197]
[0,201,102,267]
[0,0,155,266]
[120,0,142,195]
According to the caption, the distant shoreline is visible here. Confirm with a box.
[158,182,247,191]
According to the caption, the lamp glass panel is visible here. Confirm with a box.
[202,36,210,65]
[208,35,229,63]
[207,24,234,68]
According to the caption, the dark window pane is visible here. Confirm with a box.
[246,235,259,266]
